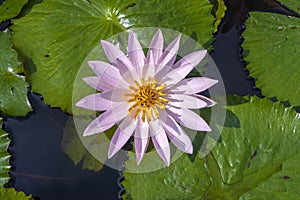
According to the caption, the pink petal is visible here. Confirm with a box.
[146,29,163,65]
[194,94,217,107]
[83,103,128,136]
[82,76,101,91]
[101,40,133,74]
[168,94,207,109]
[160,112,193,154]
[149,120,170,166]
[108,116,137,158]
[170,77,218,94]
[100,88,128,102]
[157,34,181,72]
[135,118,150,165]
[128,31,145,76]
[76,93,112,111]
[87,61,128,90]
[167,107,211,132]
[143,50,155,78]
[173,49,206,68]
[161,50,207,85]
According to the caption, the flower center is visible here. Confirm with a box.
[125,76,169,122]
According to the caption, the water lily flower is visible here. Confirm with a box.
[76,29,217,166]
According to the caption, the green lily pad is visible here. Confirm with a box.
[212,0,226,32]
[207,96,300,199]
[12,0,128,113]
[12,0,216,113]
[62,117,103,172]
[0,31,31,117]
[0,0,28,21]
[123,154,210,200]
[125,0,215,47]
[0,187,33,200]
[243,0,300,106]
[123,96,300,199]
[0,118,11,186]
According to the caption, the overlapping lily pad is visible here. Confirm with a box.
[0,31,31,117]
[243,0,300,107]
[123,96,300,199]
[0,118,11,186]
[0,187,33,200]
[12,0,217,113]
[125,0,215,46]
[0,0,28,21]
[212,0,226,32]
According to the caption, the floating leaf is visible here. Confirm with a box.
[12,0,129,113]
[0,31,31,117]
[0,118,11,186]
[0,0,28,21]
[123,154,210,200]
[12,0,216,113]
[243,0,300,106]
[123,96,300,199]
[206,96,300,199]
[241,154,300,199]
[212,0,226,32]
[125,0,215,47]
[0,187,33,200]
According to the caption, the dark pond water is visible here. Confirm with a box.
[5,93,123,200]
[2,0,298,199]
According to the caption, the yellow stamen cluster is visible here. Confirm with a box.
[125,76,169,122]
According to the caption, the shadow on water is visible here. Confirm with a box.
[4,92,122,200]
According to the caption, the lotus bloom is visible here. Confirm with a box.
[76,30,217,166]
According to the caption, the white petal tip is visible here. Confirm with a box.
[129,30,134,36]
[87,61,98,70]
[75,101,84,108]
[156,29,162,34]
[101,40,111,48]
[87,60,96,66]
[205,77,218,87]
[82,77,89,83]
[185,146,193,154]
[176,33,182,39]
[198,124,212,132]
[173,34,181,45]
[75,100,81,106]
[163,159,170,167]
[108,146,118,159]
[195,49,207,59]
[152,29,163,43]
[83,130,95,137]
[83,124,102,136]
[137,157,143,165]
[107,151,114,159]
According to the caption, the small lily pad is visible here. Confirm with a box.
[243,0,300,107]
[0,118,11,186]
[0,187,33,200]
[0,30,31,117]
